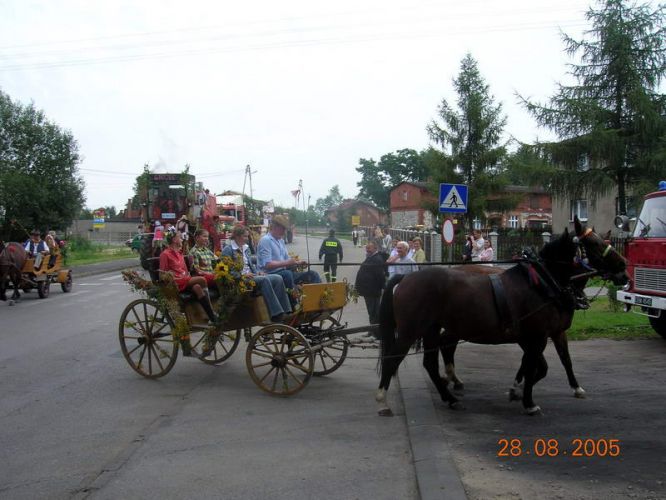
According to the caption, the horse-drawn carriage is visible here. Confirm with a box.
[20,252,73,298]
[0,242,73,301]
[119,274,371,395]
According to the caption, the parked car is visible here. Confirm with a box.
[126,234,143,253]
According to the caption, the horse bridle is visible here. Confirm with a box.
[570,228,622,282]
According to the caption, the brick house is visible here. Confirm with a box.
[325,199,386,227]
[485,185,552,230]
[389,181,437,228]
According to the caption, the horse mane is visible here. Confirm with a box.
[538,228,576,264]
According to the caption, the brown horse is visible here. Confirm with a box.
[0,241,27,302]
[441,263,589,399]
[376,218,628,416]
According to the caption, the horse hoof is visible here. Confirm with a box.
[378,408,394,417]
[508,388,522,401]
[574,387,586,399]
[449,401,465,411]
[524,405,542,416]
[8,300,15,306]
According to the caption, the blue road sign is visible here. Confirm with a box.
[439,183,468,213]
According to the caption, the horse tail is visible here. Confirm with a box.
[377,274,405,377]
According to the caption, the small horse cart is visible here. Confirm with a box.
[119,277,373,395]
[19,253,72,298]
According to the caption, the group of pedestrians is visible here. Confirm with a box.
[462,229,494,262]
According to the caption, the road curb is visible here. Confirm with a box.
[398,357,468,500]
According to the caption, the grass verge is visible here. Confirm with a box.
[568,297,656,340]
[66,245,136,266]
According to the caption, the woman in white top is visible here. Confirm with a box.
[470,230,485,261]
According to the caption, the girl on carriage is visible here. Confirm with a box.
[159,231,218,324]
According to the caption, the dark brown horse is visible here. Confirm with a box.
[376,218,628,416]
[441,263,591,399]
[0,241,27,302]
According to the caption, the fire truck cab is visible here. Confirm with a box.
[615,181,666,339]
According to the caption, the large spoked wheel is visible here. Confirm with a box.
[246,324,314,396]
[311,318,349,376]
[61,272,73,293]
[189,326,241,365]
[37,280,50,299]
[119,298,178,378]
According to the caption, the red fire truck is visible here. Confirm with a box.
[615,181,666,339]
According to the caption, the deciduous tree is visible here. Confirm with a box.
[356,148,428,210]
[0,90,85,239]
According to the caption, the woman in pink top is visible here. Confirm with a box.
[479,239,494,262]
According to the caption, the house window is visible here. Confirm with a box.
[570,199,588,222]
[508,215,519,229]
[473,218,482,230]
[402,190,408,201]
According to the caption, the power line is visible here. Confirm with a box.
[0,18,586,72]
[0,1,586,53]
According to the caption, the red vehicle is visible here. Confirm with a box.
[616,181,666,339]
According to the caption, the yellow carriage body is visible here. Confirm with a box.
[300,282,347,312]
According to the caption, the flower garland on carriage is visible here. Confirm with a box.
[211,254,256,325]
[120,252,255,356]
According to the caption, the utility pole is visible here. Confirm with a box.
[241,164,258,223]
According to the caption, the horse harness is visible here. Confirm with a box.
[488,247,589,336]
[488,274,519,336]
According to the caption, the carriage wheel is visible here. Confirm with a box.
[118,298,178,378]
[246,324,313,396]
[189,326,241,365]
[61,272,73,293]
[37,280,50,299]
[311,318,349,376]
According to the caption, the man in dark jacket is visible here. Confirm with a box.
[318,229,343,282]
[354,241,385,333]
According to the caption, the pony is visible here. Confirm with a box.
[376,218,628,416]
[0,241,27,302]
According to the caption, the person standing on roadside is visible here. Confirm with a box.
[318,229,343,282]
[471,230,485,262]
[411,237,426,264]
[351,227,359,247]
[355,240,385,331]
[386,241,417,279]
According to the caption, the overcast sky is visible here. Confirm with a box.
[1,0,595,212]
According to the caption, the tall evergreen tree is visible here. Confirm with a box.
[519,0,666,214]
[427,54,508,227]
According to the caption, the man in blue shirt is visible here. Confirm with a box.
[257,215,321,290]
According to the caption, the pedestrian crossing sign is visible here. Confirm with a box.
[439,183,468,213]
